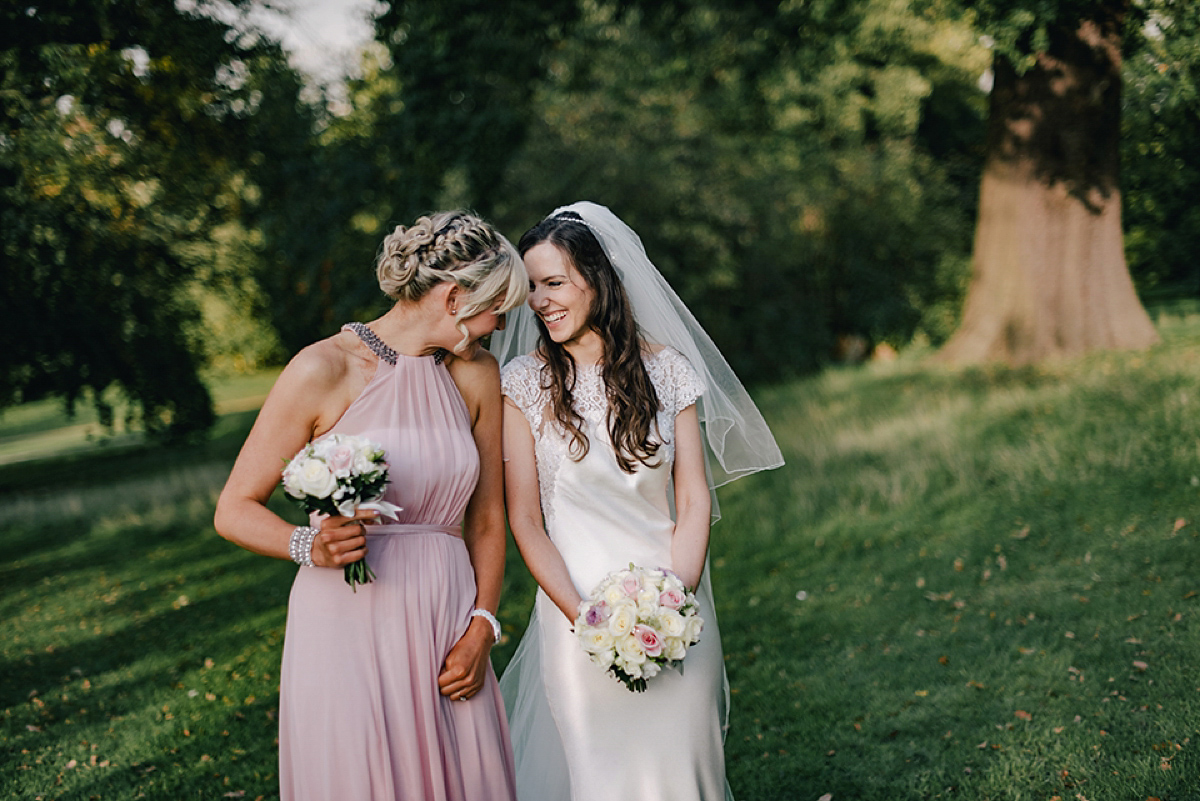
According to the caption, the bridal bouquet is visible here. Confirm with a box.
[281,433,401,590]
[574,564,703,692]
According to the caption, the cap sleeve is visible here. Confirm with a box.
[501,355,545,428]
[657,347,706,417]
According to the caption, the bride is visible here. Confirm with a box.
[491,202,783,800]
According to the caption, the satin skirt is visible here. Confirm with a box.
[500,575,732,801]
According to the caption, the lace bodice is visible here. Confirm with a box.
[501,347,704,536]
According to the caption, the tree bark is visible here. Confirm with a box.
[939,8,1158,365]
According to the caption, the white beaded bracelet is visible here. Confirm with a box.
[471,609,502,643]
[289,526,319,567]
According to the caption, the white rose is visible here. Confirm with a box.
[642,661,662,679]
[684,613,704,643]
[603,583,626,606]
[663,574,686,593]
[665,637,687,661]
[578,627,614,654]
[615,632,646,665]
[607,602,637,637]
[352,441,380,474]
[589,649,616,668]
[617,656,643,679]
[657,609,686,638]
[293,458,337,498]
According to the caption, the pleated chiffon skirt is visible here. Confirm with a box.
[279,527,517,801]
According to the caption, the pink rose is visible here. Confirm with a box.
[621,574,642,597]
[633,624,663,658]
[659,588,686,610]
[328,445,355,473]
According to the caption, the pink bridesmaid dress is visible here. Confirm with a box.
[277,322,517,801]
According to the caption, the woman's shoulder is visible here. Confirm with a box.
[645,344,696,375]
[446,347,501,400]
[500,353,546,407]
[501,352,541,373]
[500,352,544,384]
[281,331,359,391]
[644,345,705,409]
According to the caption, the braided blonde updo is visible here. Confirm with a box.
[376,211,528,352]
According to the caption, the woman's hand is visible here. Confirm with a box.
[309,510,378,568]
[437,617,495,701]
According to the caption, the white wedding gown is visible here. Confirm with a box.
[499,347,734,801]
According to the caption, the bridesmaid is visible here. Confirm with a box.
[215,210,526,801]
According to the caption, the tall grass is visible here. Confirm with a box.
[2,308,1199,799]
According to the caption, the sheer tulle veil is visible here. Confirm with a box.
[490,200,784,517]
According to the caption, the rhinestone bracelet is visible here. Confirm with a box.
[289,526,319,567]
[470,608,502,643]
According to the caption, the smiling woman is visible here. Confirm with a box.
[213,210,527,801]
[491,202,783,801]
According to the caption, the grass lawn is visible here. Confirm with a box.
[2,307,1199,800]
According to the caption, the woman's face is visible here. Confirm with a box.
[524,242,596,346]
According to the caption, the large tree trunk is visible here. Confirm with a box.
[939,9,1158,365]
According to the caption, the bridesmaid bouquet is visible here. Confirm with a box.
[574,564,703,692]
[281,433,402,590]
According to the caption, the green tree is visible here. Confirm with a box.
[938,0,1165,364]
[1122,2,1200,298]
[0,1,283,436]
[495,0,987,378]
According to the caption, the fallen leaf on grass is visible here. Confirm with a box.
[1015,710,1032,721]
[818,795,833,801]
[1133,661,1149,671]
[1054,726,1065,734]
[1173,519,1187,534]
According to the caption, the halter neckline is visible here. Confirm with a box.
[342,322,446,365]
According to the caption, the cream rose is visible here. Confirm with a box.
[665,637,687,661]
[616,633,647,665]
[657,609,686,638]
[293,458,337,498]
[603,583,627,606]
[607,602,637,637]
[578,627,614,654]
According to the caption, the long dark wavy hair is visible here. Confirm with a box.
[518,212,662,473]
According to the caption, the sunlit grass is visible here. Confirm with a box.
[712,305,1200,800]
[0,370,280,467]
[3,311,1200,799]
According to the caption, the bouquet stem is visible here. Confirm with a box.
[344,558,376,591]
